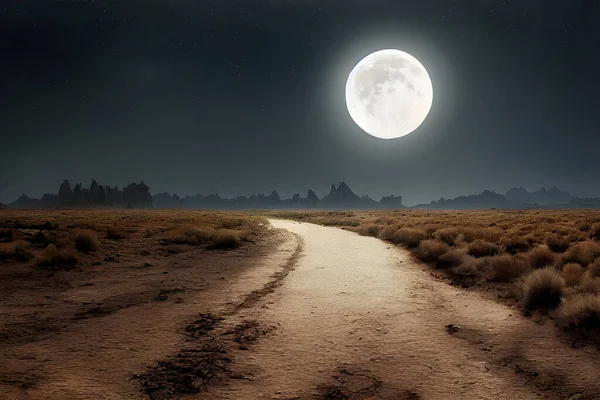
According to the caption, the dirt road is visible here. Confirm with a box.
[200,220,600,400]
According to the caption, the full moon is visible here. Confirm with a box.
[345,49,433,139]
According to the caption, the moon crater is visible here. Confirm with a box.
[345,49,433,139]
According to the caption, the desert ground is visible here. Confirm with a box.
[1,209,600,399]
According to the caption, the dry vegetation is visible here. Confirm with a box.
[0,210,268,272]
[267,209,600,341]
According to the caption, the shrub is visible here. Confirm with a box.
[207,229,242,250]
[579,222,591,232]
[546,234,570,253]
[356,224,382,238]
[501,236,531,254]
[487,254,529,282]
[521,267,565,310]
[378,225,400,241]
[467,240,502,258]
[590,223,600,241]
[587,259,600,279]
[562,241,600,266]
[389,228,428,248]
[75,230,99,253]
[435,248,466,268]
[525,247,556,269]
[219,218,244,229]
[561,263,585,287]
[37,244,78,268]
[558,294,600,334]
[580,277,600,295]
[0,240,33,261]
[432,228,462,245]
[414,240,450,263]
[451,256,482,277]
[106,226,127,240]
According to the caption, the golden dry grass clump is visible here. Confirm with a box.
[558,294,600,335]
[561,263,585,287]
[414,240,450,264]
[525,247,556,269]
[75,230,99,253]
[467,240,502,258]
[521,267,565,310]
[0,240,33,261]
[486,254,530,282]
[561,241,600,267]
[37,244,78,268]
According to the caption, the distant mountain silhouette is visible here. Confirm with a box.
[4,180,600,210]
[505,186,571,205]
[5,180,153,209]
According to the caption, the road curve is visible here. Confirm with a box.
[201,219,600,400]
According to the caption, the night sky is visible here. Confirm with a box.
[1,1,599,205]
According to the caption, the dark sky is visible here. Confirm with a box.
[1,0,599,205]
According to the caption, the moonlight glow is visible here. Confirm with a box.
[345,49,433,139]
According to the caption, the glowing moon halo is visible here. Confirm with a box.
[345,49,433,139]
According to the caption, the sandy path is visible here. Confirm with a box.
[201,220,600,400]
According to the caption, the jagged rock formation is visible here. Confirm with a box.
[380,195,403,208]
[7,180,152,209]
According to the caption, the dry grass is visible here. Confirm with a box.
[467,240,502,258]
[558,294,600,336]
[106,226,127,240]
[414,240,450,264]
[388,228,428,248]
[521,267,565,310]
[75,230,99,253]
[0,240,33,261]
[487,254,529,282]
[561,241,600,266]
[37,244,78,268]
[525,247,556,269]
[561,263,585,287]
[0,210,268,273]
[546,234,570,253]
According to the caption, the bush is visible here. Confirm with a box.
[451,256,482,277]
[546,234,570,253]
[437,248,469,269]
[521,267,565,310]
[590,223,600,241]
[525,247,556,269]
[414,240,450,263]
[432,228,462,245]
[467,240,502,258]
[587,259,600,279]
[562,241,600,266]
[207,230,242,250]
[558,294,600,334]
[561,263,584,287]
[487,254,529,282]
[37,244,78,268]
[389,228,428,248]
[356,224,382,238]
[75,230,99,252]
[0,240,33,261]
[106,226,127,240]
[501,236,531,254]
[580,277,600,295]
